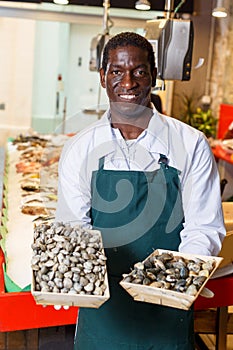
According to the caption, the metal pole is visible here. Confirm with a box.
[205,15,216,97]
[103,0,110,34]
[165,0,174,18]
[62,97,67,134]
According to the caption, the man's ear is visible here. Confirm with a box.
[99,68,106,88]
[151,67,157,87]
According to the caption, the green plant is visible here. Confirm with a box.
[179,94,217,138]
[190,108,217,138]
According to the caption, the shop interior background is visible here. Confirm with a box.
[0,0,232,142]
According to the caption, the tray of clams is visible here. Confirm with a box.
[120,249,223,310]
[31,222,110,308]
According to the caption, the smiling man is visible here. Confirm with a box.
[56,32,225,350]
[100,34,155,119]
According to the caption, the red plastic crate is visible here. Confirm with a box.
[0,248,78,332]
[217,103,233,139]
[212,144,233,165]
[194,274,233,310]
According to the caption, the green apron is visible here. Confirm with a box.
[74,155,194,350]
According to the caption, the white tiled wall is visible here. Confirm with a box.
[0,17,35,144]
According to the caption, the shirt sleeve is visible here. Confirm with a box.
[178,135,226,256]
[55,137,92,228]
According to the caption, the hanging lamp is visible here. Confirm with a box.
[53,0,69,5]
[135,0,151,11]
[212,0,227,17]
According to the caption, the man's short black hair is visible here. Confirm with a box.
[101,31,155,74]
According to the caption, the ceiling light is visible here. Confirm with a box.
[212,7,227,17]
[212,0,227,17]
[53,0,69,5]
[135,0,151,11]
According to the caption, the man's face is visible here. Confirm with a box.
[100,45,156,118]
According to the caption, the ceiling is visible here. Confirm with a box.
[0,0,194,13]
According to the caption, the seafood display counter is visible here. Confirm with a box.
[0,247,78,332]
[0,134,233,341]
[0,138,78,332]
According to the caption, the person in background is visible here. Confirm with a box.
[151,92,163,113]
[56,32,226,350]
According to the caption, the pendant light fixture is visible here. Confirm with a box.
[212,0,227,17]
[135,0,151,11]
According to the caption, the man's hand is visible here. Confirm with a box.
[199,287,214,298]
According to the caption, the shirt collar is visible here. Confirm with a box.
[99,108,169,157]
[145,109,169,156]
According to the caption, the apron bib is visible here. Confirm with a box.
[74,155,195,350]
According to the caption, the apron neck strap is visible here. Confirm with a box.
[98,154,169,170]
[98,156,105,169]
[158,154,169,169]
